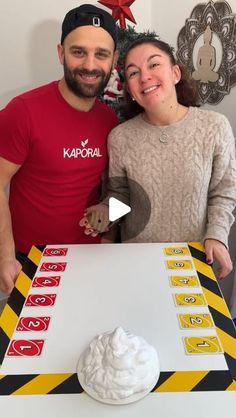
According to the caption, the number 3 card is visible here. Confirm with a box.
[25,294,57,307]
[174,293,207,306]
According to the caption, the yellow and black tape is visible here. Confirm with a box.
[0,245,44,365]
[188,242,236,387]
[0,370,233,395]
[153,369,233,392]
[0,373,83,395]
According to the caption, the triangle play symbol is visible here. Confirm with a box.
[109,197,131,222]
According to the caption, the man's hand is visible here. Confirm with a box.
[0,258,22,295]
[204,239,233,279]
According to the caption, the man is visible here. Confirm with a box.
[0,4,119,294]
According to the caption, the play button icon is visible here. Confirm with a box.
[109,197,131,222]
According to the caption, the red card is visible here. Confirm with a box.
[25,294,57,307]
[43,248,68,256]
[7,339,44,356]
[16,316,51,332]
[32,276,61,287]
[40,262,67,272]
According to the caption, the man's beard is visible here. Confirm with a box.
[63,60,112,98]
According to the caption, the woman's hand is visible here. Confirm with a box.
[79,203,110,236]
[86,203,109,233]
[204,239,233,279]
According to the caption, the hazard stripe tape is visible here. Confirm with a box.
[48,374,83,395]
[153,370,233,392]
[210,307,236,340]
[197,272,222,297]
[190,370,233,391]
[188,242,236,385]
[12,373,82,395]
[0,370,233,395]
[201,286,231,318]
[28,245,45,266]
[0,246,43,365]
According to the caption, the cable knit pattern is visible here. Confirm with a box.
[107,107,236,247]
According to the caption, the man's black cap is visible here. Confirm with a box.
[61,4,117,47]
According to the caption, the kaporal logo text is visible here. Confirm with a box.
[63,139,102,159]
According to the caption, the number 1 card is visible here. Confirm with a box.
[183,336,223,354]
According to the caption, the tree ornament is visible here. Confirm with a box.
[98,0,136,29]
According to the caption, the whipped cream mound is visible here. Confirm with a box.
[78,327,159,402]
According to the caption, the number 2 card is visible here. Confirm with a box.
[16,316,51,332]
[178,313,214,329]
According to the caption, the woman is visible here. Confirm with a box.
[85,37,236,279]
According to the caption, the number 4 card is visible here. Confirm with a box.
[32,276,61,287]
[169,275,200,287]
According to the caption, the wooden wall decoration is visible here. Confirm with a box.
[176,1,236,104]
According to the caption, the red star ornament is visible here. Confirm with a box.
[98,0,136,29]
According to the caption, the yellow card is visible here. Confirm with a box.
[178,313,214,329]
[166,260,193,270]
[170,275,200,287]
[164,247,190,256]
[183,336,223,354]
[174,293,207,306]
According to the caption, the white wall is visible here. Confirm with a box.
[0,0,235,310]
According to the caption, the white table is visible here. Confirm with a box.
[0,243,235,417]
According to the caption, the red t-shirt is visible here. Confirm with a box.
[0,81,118,253]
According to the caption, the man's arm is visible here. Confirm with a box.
[0,157,21,294]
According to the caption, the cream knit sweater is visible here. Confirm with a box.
[107,107,236,247]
